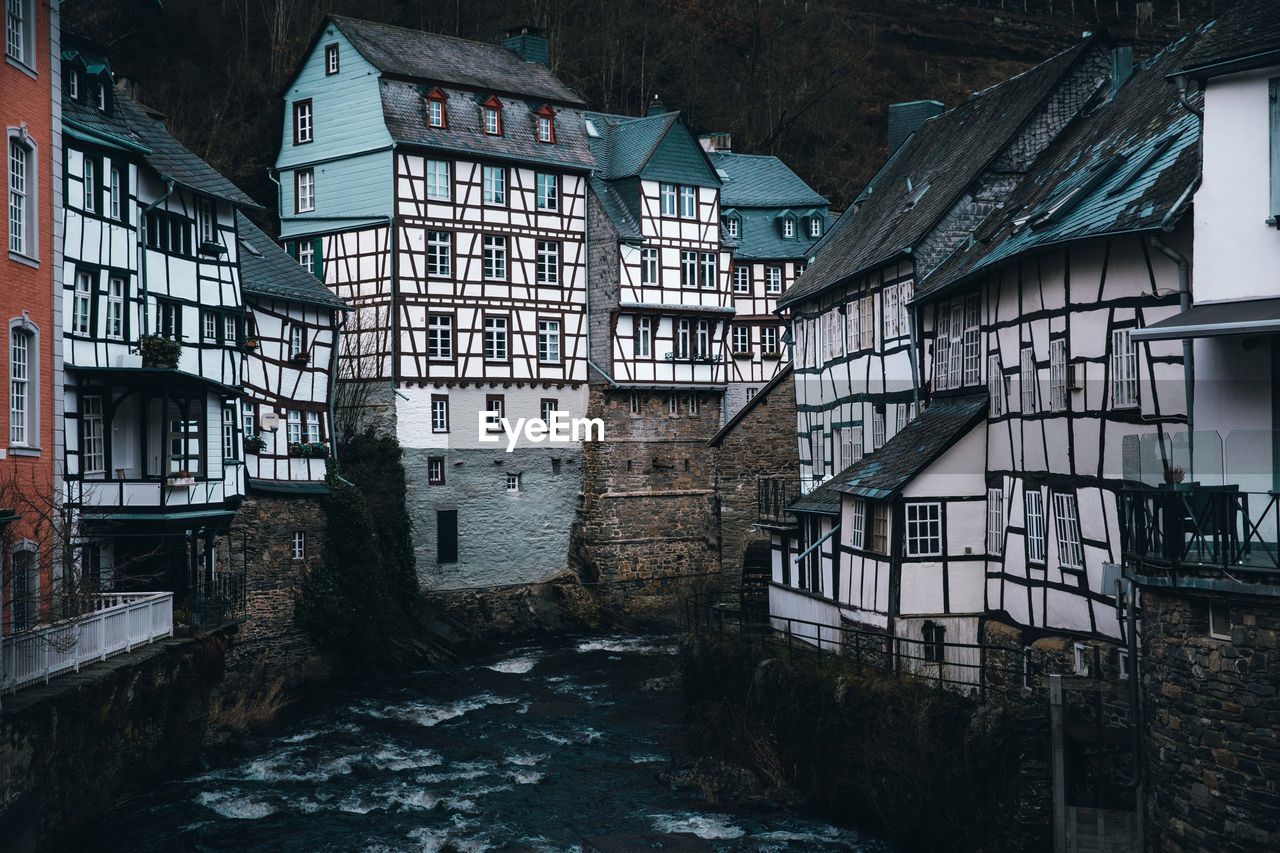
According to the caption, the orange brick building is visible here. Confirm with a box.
[1,0,63,634]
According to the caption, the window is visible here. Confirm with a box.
[538,319,561,363]
[538,114,554,143]
[1073,643,1089,676]
[198,198,216,244]
[688,394,700,416]
[325,43,339,74]
[96,82,106,111]
[242,407,255,440]
[1209,600,1232,640]
[883,285,899,340]
[484,315,509,361]
[223,314,237,344]
[745,387,758,402]
[431,395,449,433]
[700,253,716,289]
[809,431,825,480]
[934,295,979,390]
[634,316,651,358]
[783,218,795,238]
[988,354,1005,416]
[680,251,697,289]
[905,502,942,557]
[1049,338,1067,412]
[168,415,202,474]
[83,156,96,214]
[106,277,124,339]
[870,502,889,554]
[428,456,445,485]
[158,300,180,339]
[1025,486,1046,565]
[765,266,782,295]
[484,105,502,136]
[540,398,557,423]
[733,266,749,294]
[67,72,78,100]
[293,100,313,144]
[298,241,314,274]
[732,325,749,353]
[922,622,946,663]
[1111,328,1138,408]
[848,499,866,549]
[506,473,521,493]
[987,487,1004,556]
[304,411,321,444]
[859,296,874,350]
[426,160,450,200]
[537,240,559,285]
[872,405,885,451]
[669,394,679,415]
[144,211,193,256]
[222,406,237,459]
[629,393,640,415]
[483,235,507,280]
[809,217,822,238]
[72,271,93,335]
[8,137,33,256]
[428,315,453,361]
[296,169,315,212]
[536,173,558,211]
[674,318,691,360]
[427,230,451,277]
[1117,650,1130,680]
[10,548,35,633]
[291,531,306,561]
[761,326,778,354]
[202,311,217,342]
[482,165,506,205]
[1020,346,1037,413]
[725,217,739,238]
[695,320,710,359]
[641,248,659,286]
[109,166,123,221]
[6,0,32,65]
[679,185,696,218]
[1053,492,1083,570]
[82,396,105,474]
[962,295,980,386]
[289,325,304,358]
[659,183,677,216]
[426,91,446,128]
[286,409,302,444]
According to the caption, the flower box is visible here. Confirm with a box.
[287,442,304,458]
[761,350,783,360]
[166,473,195,487]
[288,350,311,366]
[303,442,329,459]
[243,338,259,351]
[243,435,267,454]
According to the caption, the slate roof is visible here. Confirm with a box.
[710,152,827,208]
[590,176,643,242]
[380,79,594,171]
[585,111,681,180]
[236,213,348,309]
[789,468,846,516]
[707,364,794,447]
[922,31,1203,298]
[833,395,988,500]
[328,16,583,105]
[777,38,1097,311]
[730,208,824,261]
[1175,0,1280,79]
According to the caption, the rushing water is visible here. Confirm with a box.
[73,635,886,852]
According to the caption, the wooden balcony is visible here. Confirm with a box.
[1118,485,1280,576]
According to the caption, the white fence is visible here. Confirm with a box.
[1,592,174,693]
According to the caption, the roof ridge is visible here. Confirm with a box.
[966,36,1093,101]
[330,14,515,55]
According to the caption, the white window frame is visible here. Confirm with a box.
[848,498,866,550]
[286,409,302,445]
[293,100,312,143]
[82,395,105,474]
[289,325,304,358]
[427,97,444,128]
[482,165,506,205]
[298,241,314,274]
[304,411,321,443]
[987,487,1004,556]
[674,319,691,359]
[484,106,500,136]
[506,472,521,493]
[1209,600,1232,640]
[659,183,677,216]
[883,285,899,340]
[1111,327,1139,408]
[483,234,507,280]
[766,266,782,295]
[535,172,558,211]
[484,315,509,362]
[296,168,315,212]
[6,0,33,67]
[538,319,561,364]
[872,407,885,451]
[538,114,554,143]
[700,252,716,289]
[733,266,750,294]
[109,166,123,221]
[425,159,450,201]
[635,316,652,358]
[1025,486,1046,565]
[1020,346,1038,414]
[859,296,874,350]
[72,271,93,335]
[428,314,453,361]
[325,43,340,74]
[426,230,451,277]
[430,396,449,433]
[761,326,778,355]
[83,156,96,214]
[905,501,943,557]
[1053,491,1084,571]
[731,325,749,353]
[679,185,696,218]
[222,405,237,459]
[427,456,446,484]
[988,353,1005,416]
[962,295,981,386]
[106,277,125,339]
[725,216,739,238]
[641,248,659,286]
[291,531,306,561]
[202,311,218,343]
[783,218,795,238]
[809,217,822,237]
[680,250,697,289]
[8,135,33,257]
[8,324,31,446]
[536,240,559,285]
[809,431,823,480]
[1049,338,1067,412]
[629,393,640,415]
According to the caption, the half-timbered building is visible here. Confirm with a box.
[59,38,259,605]
[275,17,593,588]
[702,138,829,421]
[768,32,1199,677]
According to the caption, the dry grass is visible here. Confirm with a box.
[210,676,288,733]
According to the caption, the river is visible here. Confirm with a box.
[72,635,887,851]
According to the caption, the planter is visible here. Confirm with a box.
[732,350,754,359]
[303,442,329,459]
[165,476,195,488]
[243,436,267,454]
[289,351,311,366]
[243,339,259,351]
[287,442,304,458]
[139,334,182,369]
[761,350,782,360]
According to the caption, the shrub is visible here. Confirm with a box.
[139,334,182,368]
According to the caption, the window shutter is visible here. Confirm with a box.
[1271,78,1280,224]
[286,240,297,259]
[311,237,324,280]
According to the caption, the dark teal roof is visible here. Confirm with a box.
[731,208,824,261]
[236,213,348,309]
[586,111,720,187]
[709,152,826,208]
[1175,0,1280,80]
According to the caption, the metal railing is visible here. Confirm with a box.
[190,571,246,627]
[685,594,1036,700]
[1118,486,1280,575]
[1,592,174,693]
[757,474,801,525]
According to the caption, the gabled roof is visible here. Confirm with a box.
[834,395,988,500]
[778,38,1098,311]
[236,213,347,309]
[327,15,583,105]
[922,30,1203,299]
[707,364,793,446]
[379,80,594,171]
[731,208,824,261]
[1174,0,1280,80]
[709,152,827,208]
[585,111,720,186]
[590,176,643,242]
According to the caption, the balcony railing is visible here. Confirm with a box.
[1118,485,1280,575]
[190,571,246,626]
[758,474,801,525]
[1,592,173,693]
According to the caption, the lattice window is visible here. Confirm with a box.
[1052,491,1084,570]
[634,316,651,358]
[72,271,93,335]
[426,160,450,200]
[905,502,942,557]
[870,502,889,554]
[483,235,507,280]
[962,295,981,386]
[1049,338,1067,411]
[641,248,659,286]
[733,265,749,293]
[987,487,1004,556]
[538,319,561,364]
[83,396,105,473]
[988,354,1005,416]
[766,266,782,294]
[1111,328,1139,408]
[428,314,453,360]
[848,498,866,549]
[427,231,451,277]
[1021,346,1038,414]
[536,172,558,210]
[537,240,559,285]
[484,315,509,361]
[482,166,506,205]
[1025,486,1046,565]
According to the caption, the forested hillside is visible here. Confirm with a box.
[64,0,1218,216]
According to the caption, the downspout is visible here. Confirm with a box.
[139,178,176,336]
[907,298,922,410]
[1173,75,1203,121]
[267,167,282,217]
[1150,234,1194,466]
[327,307,344,467]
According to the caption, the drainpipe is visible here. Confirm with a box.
[907,299,922,410]
[139,178,176,336]
[327,307,344,467]
[1172,75,1203,121]
[1151,232,1194,460]
[267,167,282,217]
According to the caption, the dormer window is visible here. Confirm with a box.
[809,217,822,238]
[536,105,555,144]
[482,96,503,136]
[96,81,108,112]
[67,71,79,99]
[783,217,795,238]
[724,216,739,238]
[325,43,339,75]
[426,89,447,128]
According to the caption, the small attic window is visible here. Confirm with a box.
[426,88,447,129]
[67,71,79,99]
[483,96,503,136]
[724,216,739,238]
[782,217,795,238]
[96,80,108,112]
[585,118,599,138]
[325,44,339,75]
[537,105,555,144]
[809,217,822,238]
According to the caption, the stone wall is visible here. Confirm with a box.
[225,493,330,690]
[1141,588,1280,852]
[713,373,798,598]
[0,632,230,852]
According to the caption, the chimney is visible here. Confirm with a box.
[698,131,732,153]
[647,94,668,117]
[887,100,944,153]
[501,25,549,66]
[1111,46,1134,97]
